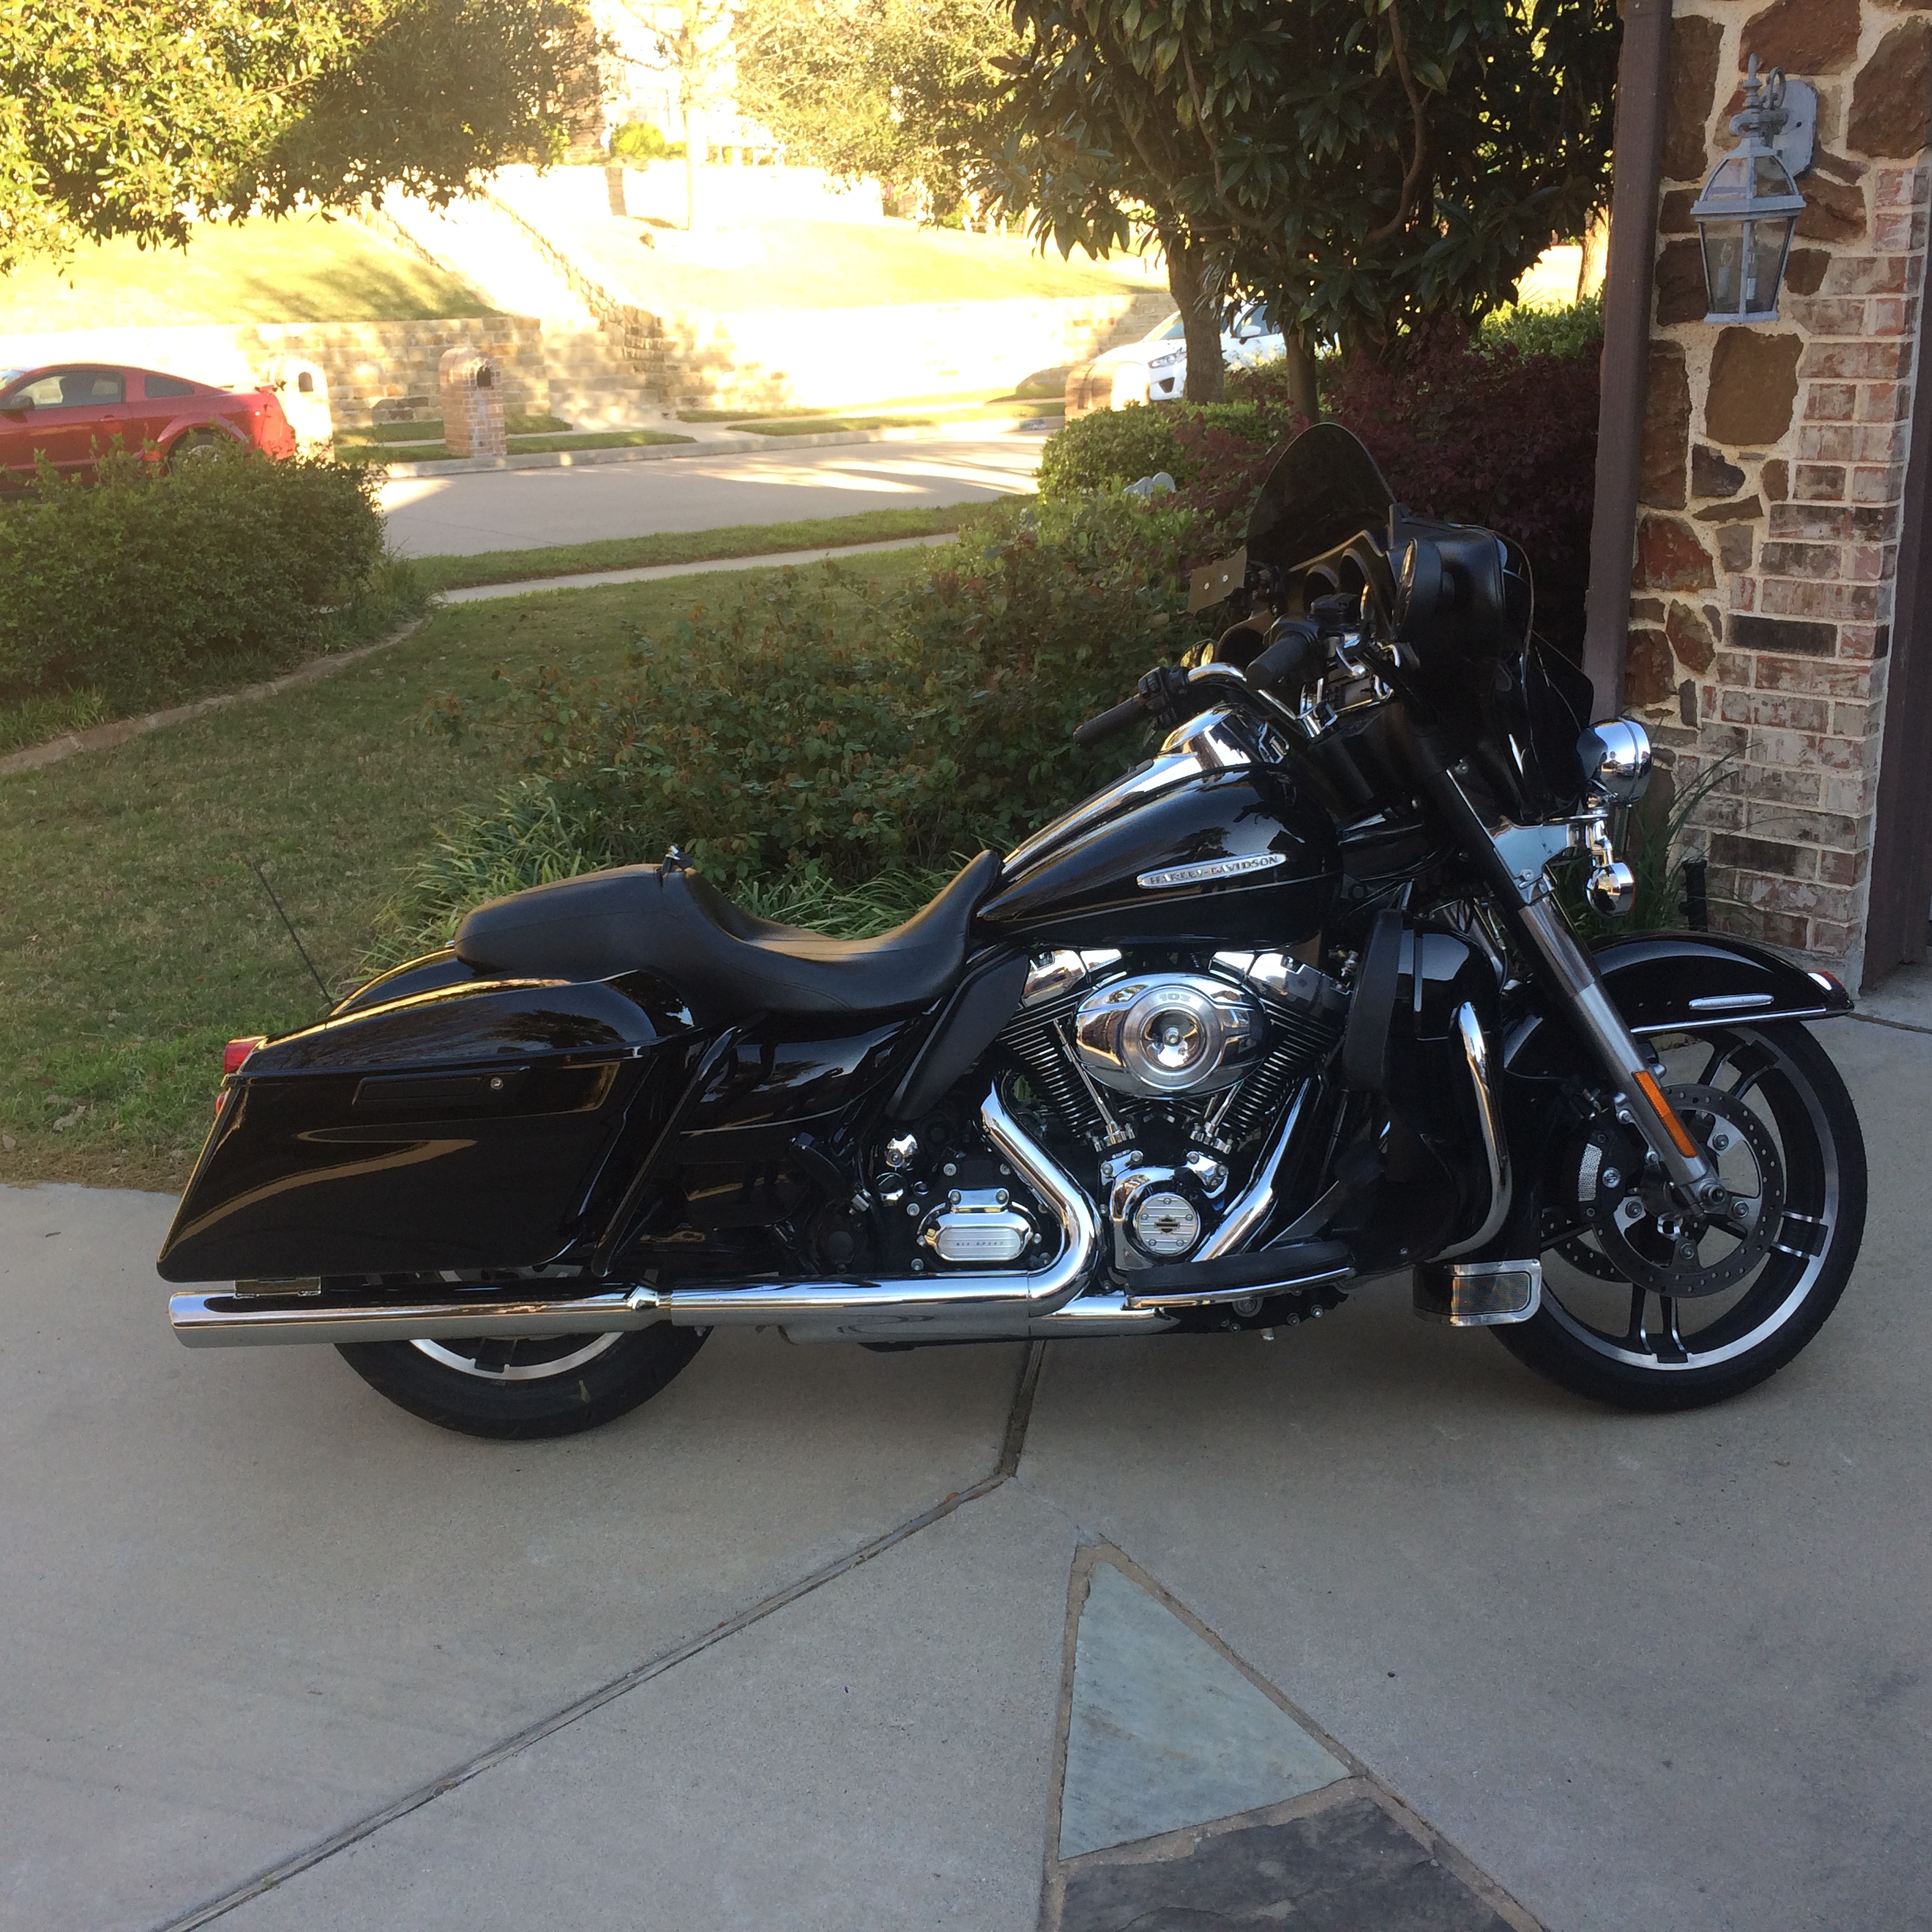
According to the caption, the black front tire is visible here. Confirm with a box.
[337,1326,709,1439]
[1495,1020,1866,1413]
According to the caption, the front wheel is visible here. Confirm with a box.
[336,1326,709,1439]
[1496,1021,1866,1412]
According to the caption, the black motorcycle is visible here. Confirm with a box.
[159,425,1866,1438]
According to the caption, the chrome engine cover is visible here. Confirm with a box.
[1073,974,1264,1097]
[919,1188,1037,1265]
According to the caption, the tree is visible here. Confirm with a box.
[734,0,1012,220]
[975,0,1618,410]
[612,0,736,228]
[0,0,601,275]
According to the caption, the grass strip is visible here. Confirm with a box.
[337,427,695,466]
[406,504,975,598]
[0,547,938,1192]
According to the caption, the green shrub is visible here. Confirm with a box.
[393,493,1213,947]
[1036,401,1285,500]
[0,447,406,710]
[1479,291,1605,361]
[609,120,681,163]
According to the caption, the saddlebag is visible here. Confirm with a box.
[157,970,694,1282]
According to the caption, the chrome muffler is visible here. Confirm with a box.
[170,1088,1127,1349]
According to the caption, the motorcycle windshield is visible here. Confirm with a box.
[1245,421,1395,568]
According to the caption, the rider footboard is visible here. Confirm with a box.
[157,975,693,1282]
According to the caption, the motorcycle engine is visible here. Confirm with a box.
[996,949,1349,1269]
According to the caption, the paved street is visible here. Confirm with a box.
[379,430,1047,558]
[3,1013,1928,1931]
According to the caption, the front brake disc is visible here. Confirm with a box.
[1587,1083,1784,1297]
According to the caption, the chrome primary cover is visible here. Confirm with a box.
[1073,974,1264,1096]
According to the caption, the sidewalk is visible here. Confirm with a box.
[2,1016,1926,1930]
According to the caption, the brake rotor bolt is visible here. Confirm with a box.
[1679,1241,1698,1261]
[1601,1167,1622,1192]
[1712,1133,1731,1151]
[942,1162,957,1176]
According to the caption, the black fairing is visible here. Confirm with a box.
[157,977,691,1282]
[979,768,1339,948]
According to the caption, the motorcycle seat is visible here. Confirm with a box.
[453,852,1001,1024]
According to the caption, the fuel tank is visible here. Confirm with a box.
[979,765,1340,949]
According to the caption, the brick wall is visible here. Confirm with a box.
[1627,0,1931,979]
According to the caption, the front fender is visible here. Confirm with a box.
[1507,932,1850,1080]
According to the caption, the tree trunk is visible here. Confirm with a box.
[683,103,702,230]
[1282,333,1320,426]
[1167,239,1225,405]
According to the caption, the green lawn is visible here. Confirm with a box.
[406,504,971,596]
[0,547,936,1193]
[0,215,496,329]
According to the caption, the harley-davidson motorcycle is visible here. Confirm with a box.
[159,425,1866,1438]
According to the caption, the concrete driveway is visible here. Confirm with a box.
[379,431,1046,558]
[3,1015,1926,1931]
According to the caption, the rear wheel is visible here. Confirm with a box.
[167,430,225,470]
[336,1326,708,1439]
[1496,1022,1865,1411]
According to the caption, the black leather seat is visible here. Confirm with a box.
[454,852,1001,1024]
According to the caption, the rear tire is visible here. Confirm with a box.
[1495,1021,1865,1413]
[336,1326,709,1439]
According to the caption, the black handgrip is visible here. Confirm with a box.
[1073,693,1148,747]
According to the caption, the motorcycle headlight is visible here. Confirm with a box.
[1577,720,1653,803]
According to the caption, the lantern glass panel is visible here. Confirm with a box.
[1702,222,1745,316]
[1747,214,1795,316]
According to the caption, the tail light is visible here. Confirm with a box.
[224,1036,267,1075]
[215,1036,268,1117]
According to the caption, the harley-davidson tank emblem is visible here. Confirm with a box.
[1136,852,1287,890]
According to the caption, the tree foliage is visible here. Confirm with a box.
[0,0,601,273]
[973,0,1618,392]
[734,0,1013,215]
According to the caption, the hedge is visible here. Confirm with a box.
[387,493,1215,956]
[0,447,405,710]
[1038,298,1604,655]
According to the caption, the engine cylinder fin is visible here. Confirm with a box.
[1000,994,1105,1142]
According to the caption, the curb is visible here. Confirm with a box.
[376,416,1056,480]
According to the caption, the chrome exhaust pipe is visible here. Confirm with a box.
[170,1283,663,1349]
[681,1087,1102,1342]
[170,1088,1104,1350]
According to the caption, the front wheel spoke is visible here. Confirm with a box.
[1623,1285,1653,1354]
[1654,1296,1689,1361]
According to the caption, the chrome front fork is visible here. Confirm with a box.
[1512,891,1721,1201]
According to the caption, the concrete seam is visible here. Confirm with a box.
[152,1346,1045,1932]
[1847,1009,1932,1036]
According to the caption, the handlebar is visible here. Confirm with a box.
[1072,693,1149,747]
[1072,662,1256,749]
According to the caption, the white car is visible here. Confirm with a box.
[1066,302,1285,414]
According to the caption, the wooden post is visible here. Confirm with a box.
[1581,0,1674,721]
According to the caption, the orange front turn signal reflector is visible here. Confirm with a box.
[1633,1067,1699,1159]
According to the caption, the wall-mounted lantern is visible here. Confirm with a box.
[1691,58,1810,324]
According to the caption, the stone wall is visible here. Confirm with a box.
[1627,0,1931,978]
[0,317,548,427]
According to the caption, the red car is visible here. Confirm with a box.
[0,361,297,481]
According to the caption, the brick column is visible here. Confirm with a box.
[1620,0,1931,981]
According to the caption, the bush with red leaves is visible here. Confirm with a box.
[1223,324,1602,657]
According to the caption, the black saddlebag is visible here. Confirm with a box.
[158,972,693,1282]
